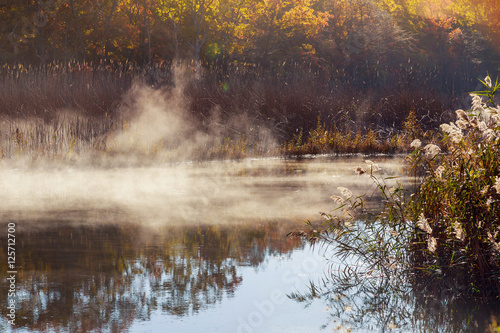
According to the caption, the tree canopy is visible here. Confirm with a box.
[1,0,499,86]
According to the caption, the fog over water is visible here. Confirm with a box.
[0,157,406,225]
[0,66,407,225]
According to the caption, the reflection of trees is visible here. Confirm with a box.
[289,233,499,333]
[289,254,416,332]
[294,271,500,333]
[0,219,301,332]
[290,268,500,332]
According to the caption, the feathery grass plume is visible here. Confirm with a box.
[455,109,470,122]
[485,75,492,88]
[452,221,465,242]
[470,117,479,128]
[423,144,441,158]
[487,230,500,253]
[427,236,437,253]
[455,109,472,130]
[365,160,380,174]
[354,166,366,176]
[471,93,485,112]
[481,185,491,195]
[456,119,470,130]
[478,120,488,132]
[440,122,463,143]
[343,209,355,220]
[410,139,421,149]
[490,112,500,126]
[435,165,445,179]
[338,187,353,199]
[494,176,500,193]
[330,195,345,204]
[416,213,432,234]
[482,128,496,141]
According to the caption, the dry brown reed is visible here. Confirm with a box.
[0,62,454,162]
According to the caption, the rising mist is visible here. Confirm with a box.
[0,65,405,225]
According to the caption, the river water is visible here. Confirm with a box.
[0,156,497,332]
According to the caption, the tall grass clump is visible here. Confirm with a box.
[288,160,418,330]
[0,115,115,162]
[407,76,500,299]
[282,111,439,156]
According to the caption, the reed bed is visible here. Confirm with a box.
[0,116,276,164]
[0,115,115,161]
[0,62,456,163]
[282,111,441,156]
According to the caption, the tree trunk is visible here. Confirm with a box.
[143,3,151,65]
[68,0,87,61]
[101,0,119,62]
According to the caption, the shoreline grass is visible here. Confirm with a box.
[0,114,434,165]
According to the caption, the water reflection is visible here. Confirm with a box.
[289,237,500,333]
[0,156,413,332]
[0,218,302,332]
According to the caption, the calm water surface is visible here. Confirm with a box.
[1,156,496,332]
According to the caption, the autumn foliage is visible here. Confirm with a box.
[0,0,498,72]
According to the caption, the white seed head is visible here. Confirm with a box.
[416,213,432,234]
[485,75,492,88]
[338,187,352,199]
[330,195,345,204]
[487,231,500,253]
[452,221,465,242]
[427,236,437,253]
[423,144,441,158]
[435,165,445,178]
[456,119,470,130]
[494,176,500,193]
[470,117,479,128]
[481,185,490,195]
[456,109,469,122]
[440,122,463,143]
[478,121,488,132]
[410,139,421,149]
[471,93,485,112]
